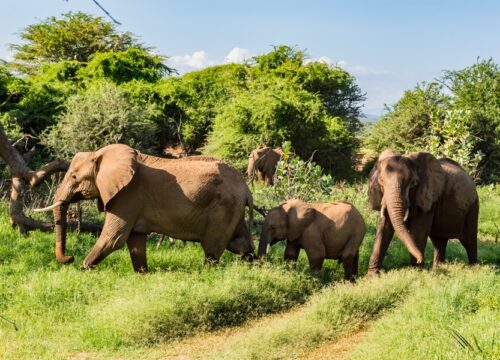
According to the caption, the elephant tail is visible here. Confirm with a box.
[246,191,254,240]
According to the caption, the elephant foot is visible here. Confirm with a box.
[57,255,75,264]
[367,268,381,277]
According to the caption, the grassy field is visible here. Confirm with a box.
[0,184,498,359]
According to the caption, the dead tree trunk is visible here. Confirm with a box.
[0,125,101,235]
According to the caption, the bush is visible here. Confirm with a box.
[40,82,159,158]
[255,142,334,206]
[427,110,483,178]
[202,81,357,176]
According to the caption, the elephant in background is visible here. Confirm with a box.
[247,146,284,186]
[258,199,366,281]
[35,144,255,272]
[367,150,478,273]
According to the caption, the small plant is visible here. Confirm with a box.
[256,141,334,205]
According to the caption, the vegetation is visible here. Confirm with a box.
[8,12,144,74]
[40,82,159,158]
[0,184,498,359]
[367,59,499,183]
[0,11,498,360]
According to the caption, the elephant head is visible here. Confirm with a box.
[258,199,315,257]
[368,150,445,263]
[35,144,137,264]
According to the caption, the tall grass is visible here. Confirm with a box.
[0,183,498,359]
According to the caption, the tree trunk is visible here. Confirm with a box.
[0,125,101,235]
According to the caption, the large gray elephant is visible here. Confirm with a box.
[367,150,478,273]
[247,146,284,186]
[258,199,366,281]
[35,144,255,272]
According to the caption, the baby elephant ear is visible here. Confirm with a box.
[94,144,138,210]
[406,152,445,213]
[368,149,396,211]
[285,200,316,242]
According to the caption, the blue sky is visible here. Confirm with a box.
[1,0,498,114]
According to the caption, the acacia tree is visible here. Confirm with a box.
[8,12,144,74]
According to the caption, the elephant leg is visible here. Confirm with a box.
[127,233,148,273]
[407,212,433,267]
[302,233,325,275]
[368,217,394,274]
[341,254,356,282]
[430,237,448,267]
[284,241,300,266]
[201,222,230,264]
[257,170,264,183]
[83,212,133,269]
[264,173,272,186]
[461,200,478,264]
[352,252,359,278]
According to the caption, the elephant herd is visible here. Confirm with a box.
[35,144,479,281]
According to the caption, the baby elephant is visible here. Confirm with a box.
[258,199,366,281]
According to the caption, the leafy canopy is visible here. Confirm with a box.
[9,12,144,74]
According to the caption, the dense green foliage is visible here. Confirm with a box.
[40,82,159,158]
[8,12,143,74]
[368,59,499,182]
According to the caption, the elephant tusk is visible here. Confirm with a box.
[380,204,386,219]
[32,200,64,212]
[404,208,409,222]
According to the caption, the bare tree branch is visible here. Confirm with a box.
[91,0,122,25]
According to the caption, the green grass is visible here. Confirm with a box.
[0,184,498,359]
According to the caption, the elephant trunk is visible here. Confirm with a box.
[258,227,270,258]
[247,155,256,184]
[53,203,74,264]
[385,186,424,264]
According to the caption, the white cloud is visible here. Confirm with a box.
[304,56,333,65]
[169,51,210,69]
[337,60,390,76]
[225,47,250,64]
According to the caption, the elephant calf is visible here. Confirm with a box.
[258,199,366,281]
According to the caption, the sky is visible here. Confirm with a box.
[1,0,499,115]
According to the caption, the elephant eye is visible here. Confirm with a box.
[72,174,77,180]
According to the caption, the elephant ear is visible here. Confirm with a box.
[94,144,138,210]
[368,149,396,210]
[285,200,316,242]
[406,152,445,213]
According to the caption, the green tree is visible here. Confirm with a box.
[9,12,143,74]
[40,82,159,158]
[367,82,451,153]
[440,58,499,182]
[79,48,173,84]
[298,61,366,133]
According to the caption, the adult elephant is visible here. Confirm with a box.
[34,144,255,272]
[247,146,284,186]
[367,150,478,273]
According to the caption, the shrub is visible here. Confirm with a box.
[40,82,159,158]
[254,142,334,207]
[427,110,483,178]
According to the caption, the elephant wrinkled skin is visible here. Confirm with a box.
[367,150,478,273]
[258,199,366,281]
[39,144,255,272]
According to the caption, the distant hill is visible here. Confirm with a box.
[359,113,380,124]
